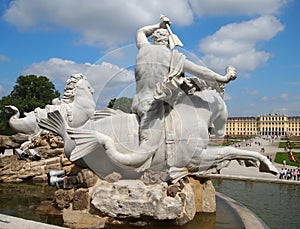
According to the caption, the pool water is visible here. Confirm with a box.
[2,180,297,228]
[213,179,300,229]
[0,181,245,228]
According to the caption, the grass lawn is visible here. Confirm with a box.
[278,141,300,149]
[275,152,300,167]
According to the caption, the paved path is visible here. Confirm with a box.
[0,214,68,229]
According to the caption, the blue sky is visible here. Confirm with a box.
[0,0,299,117]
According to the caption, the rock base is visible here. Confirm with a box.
[0,148,65,183]
[51,170,216,228]
[0,133,67,183]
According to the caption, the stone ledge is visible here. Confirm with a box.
[216,192,268,229]
[0,213,67,229]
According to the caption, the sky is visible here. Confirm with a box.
[0,0,300,117]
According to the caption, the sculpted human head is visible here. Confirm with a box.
[151,28,169,46]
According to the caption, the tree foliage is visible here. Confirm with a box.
[0,75,60,135]
[107,97,132,113]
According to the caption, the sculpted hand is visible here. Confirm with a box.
[160,14,171,29]
[225,66,237,82]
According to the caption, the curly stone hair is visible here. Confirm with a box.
[62,73,86,102]
[151,28,169,45]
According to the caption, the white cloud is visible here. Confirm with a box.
[0,55,9,62]
[22,57,135,109]
[260,96,270,102]
[259,93,289,103]
[244,88,258,96]
[292,94,300,100]
[200,16,284,72]
[4,0,193,47]
[279,93,288,100]
[189,0,288,16]
[287,81,300,85]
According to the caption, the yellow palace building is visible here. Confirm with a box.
[226,113,300,136]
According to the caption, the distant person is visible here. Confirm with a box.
[286,169,292,180]
[292,169,297,180]
[284,168,287,179]
[279,168,284,179]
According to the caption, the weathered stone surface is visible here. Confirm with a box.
[63,208,107,229]
[63,176,79,189]
[45,157,62,165]
[202,179,216,213]
[0,154,63,182]
[188,177,216,213]
[64,164,82,176]
[32,174,48,182]
[37,147,64,159]
[50,174,217,227]
[54,189,75,210]
[45,163,62,173]
[61,157,73,166]
[167,184,181,197]
[176,181,196,225]
[92,179,187,222]
[188,177,203,212]
[0,147,65,182]
[29,133,64,149]
[72,189,89,210]
[0,135,20,148]
[0,155,18,169]
[77,169,98,188]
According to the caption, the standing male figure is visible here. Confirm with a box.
[131,15,237,149]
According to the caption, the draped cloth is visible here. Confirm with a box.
[154,50,186,101]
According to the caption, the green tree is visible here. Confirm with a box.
[0,75,60,135]
[107,98,117,109]
[107,97,132,113]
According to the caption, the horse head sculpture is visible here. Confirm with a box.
[6,73,96,150]
[58,73,96,128]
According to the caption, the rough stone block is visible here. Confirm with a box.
[187,177,216,213]
[77,169,98,188]
[54,189,75,210]
[63,208,107,229]
[202,180,216,213]
[45,163,62,173]
[72,188,89,210]
[32,174,47,182]
[91,179,187,222]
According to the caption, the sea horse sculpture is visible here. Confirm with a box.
[21,15,279,181]
[39,76,278,181]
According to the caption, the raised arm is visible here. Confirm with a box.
[183,59,237,83]
[136,15,171,50]
[136,23,160,49]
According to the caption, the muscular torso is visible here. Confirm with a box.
[133,45,171,103]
